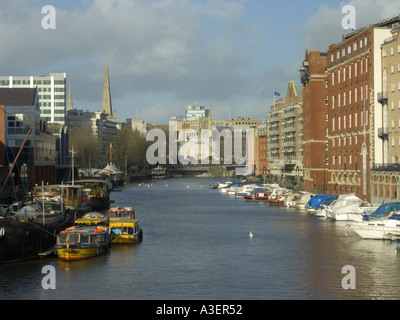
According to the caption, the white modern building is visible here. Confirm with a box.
[0,73,67,125]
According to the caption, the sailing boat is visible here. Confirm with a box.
[100,143,123,187]
[0,129,72,264]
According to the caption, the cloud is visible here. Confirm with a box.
[299,0,400,51]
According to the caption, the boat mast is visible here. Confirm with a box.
[0,127,32,195]
[72,146,74,185]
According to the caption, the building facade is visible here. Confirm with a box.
[300,49,329,193]
[266,81,303,181]
[0,73,67,125]
[326,21,396,201]
[372,22,400,202]
[0,88,58,194]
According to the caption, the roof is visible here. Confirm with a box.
[0,88,37,106]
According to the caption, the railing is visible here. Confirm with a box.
[372,163,400,172]
[378,127,388,139]
[377,91,388,103]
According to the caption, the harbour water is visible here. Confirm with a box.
[1,178,400,300]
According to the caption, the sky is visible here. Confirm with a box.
[1,0,400,124]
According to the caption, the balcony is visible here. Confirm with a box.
[378,127,388,140]
[377,91,388,104]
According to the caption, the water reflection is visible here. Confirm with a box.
[1,178,400,300]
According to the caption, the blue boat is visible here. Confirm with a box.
[306,195,338,214]
[362,202,400,221]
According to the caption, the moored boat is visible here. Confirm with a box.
[108,207,143,244]
[349,202,400,240]
[0,201,71,264]
[56,225,109,261]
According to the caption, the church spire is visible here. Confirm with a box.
[67,83,73,111]
[101,58,113,117]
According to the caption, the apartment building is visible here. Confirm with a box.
[0,73,67,125]
[326,19,397,201]
[300,49,329,193]
[0,88,58,192]
[266,81,303,180]
[372,22,400,202]
[255,123,267,176]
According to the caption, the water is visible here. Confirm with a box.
[1,178,400,300]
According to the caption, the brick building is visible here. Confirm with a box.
[300,49,328,193]
[326,21,396,201]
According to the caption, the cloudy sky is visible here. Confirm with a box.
[1,0,400,124]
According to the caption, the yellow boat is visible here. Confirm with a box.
[74,212,108,226]
[108,207,143,244]
[56,225,109,261]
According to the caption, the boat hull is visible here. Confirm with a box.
[0,217,70,264]
[56,244,108,261]
[110,230,143,244]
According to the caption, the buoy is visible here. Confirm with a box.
[249,231,254,238]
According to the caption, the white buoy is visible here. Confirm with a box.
[249,231,254,238]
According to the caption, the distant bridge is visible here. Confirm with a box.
[168,165,246,178]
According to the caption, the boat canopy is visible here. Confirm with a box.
[306,195,339,209]
[368,202,400,219]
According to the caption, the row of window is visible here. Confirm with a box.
[330,58,369,85]
[383,44,400,57]
[331,135,359,148]
[40,102,65,107]
[331,85,369,108]
[38,95,65,100]
[331,111,368,132]
[330,37,369,63]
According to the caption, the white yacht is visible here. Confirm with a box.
[350,202,400,240]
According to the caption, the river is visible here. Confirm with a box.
[1,177,400,301]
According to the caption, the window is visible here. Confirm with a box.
[383,49,388,57]
[355,88,358,102]
[325,96,328,105]
[392,119,395,128]
[355,62,358,76]
[338,116,341,130]
[344,91,346,106]
[364,37,368,46]
[344,115,347,129]
[348,45,352,54]
[349,65,352,79]
[332,118,335,131]
[349,89,352,104]
[391,46,395,55]
[392,65,395,74]
[332,95,335,109]
[338,70,341,83]
[332,73,335,86]
[343,67,346,81]
[337,51,340,59]
[331,54,334,62]
[349,114,352,128]
[353,42,357,51]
